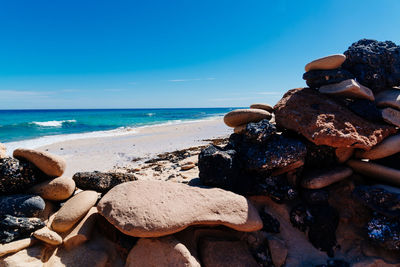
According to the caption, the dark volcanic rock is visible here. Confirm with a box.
[367,214,400,250]
[243,119,277,143]
[304,142,337,168]
[274,88,396,150]
[0,194,45,217]
[290,204,314,232]
[0,215,44,244]
[198,145,240,190]
[240,134,307,172]
[346,99,383,123]
[353,186,400,218]
[73,171,137,193]
[252,175,298,203]
[303,69,354,89]
[315,259,350,267]
[343,39,400,93]
[0,157,48,194]
[260,209,280,233]
[302,188,329,205]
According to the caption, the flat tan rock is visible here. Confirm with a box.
[335,147,354,163]
[33,226,62,246]
[0,238,36,257]
[46,242,109,267]
[200,239,258,267]
[13,148,66,177]
[272,160,304,176]
[0,143,6,159]
[125,236,200,267]
[223,109,271,127]
[356,134,400,160]
[376,88,400,110]
[51,190,98,233]
[97,180,262,237]
[63,207,98,250]
[181,163,195,171]
[305,54,346,72]
[0,245,45,267]
[29,176,75,201]
[381,107,400,127]
[250,103,274,112]
[347,160,400,186]
[301,166,353,189]
[319,79,374,101]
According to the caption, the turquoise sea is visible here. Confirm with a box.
[0,108,235,144]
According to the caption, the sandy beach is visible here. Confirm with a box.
[28,118,231,177]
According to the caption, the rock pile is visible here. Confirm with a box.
[198,39,400,266]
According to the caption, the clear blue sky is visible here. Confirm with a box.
[1,0,399,109]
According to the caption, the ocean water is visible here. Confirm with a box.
[0,108,235,145]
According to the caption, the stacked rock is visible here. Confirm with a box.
[198,39,400,266]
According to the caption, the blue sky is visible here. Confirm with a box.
[0,0,400,109]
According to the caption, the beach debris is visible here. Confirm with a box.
[72,171,137,193]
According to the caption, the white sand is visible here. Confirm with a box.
[34,118,230,177]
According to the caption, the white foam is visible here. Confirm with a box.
[4,116,223,154]
[31,120,76,127]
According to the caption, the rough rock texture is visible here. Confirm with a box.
[0,215,44,244]
[305,54,346,72]
[29,176,76,201]
[376,88,400,110]
[319,79,374,101]
[73,171,137,193]
[301,166,353,189]
[353,186,400,218]
[243,119,277,143]
[367,215,400,250]
[33,226,62,245]
[303,69,354,88]
[274,88,396,150]
[51,190,98,233]
[223,109,272,127]
[346,99,383,123]
[0,157,47,195]
[0,237,36,257]
[97,180,263,237]
[356,134,400,160]
[0,194,45,218]
[198,145,239,190]
[250,103,274,112]
[126,236,200,267]
[13,148,66,177]
[343,39,400,93]
[199,239,258,267]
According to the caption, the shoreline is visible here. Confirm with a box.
[17,117,230,177]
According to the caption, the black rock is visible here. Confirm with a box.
[73,171,137,193]
[198,145,240,190]
[0,194,45,217]
[240,134,307,172]
[346,99,384,123]
[302,188,329,205]
[0,157,48,194]
[244,119,276,143]
[367,214,400,250]
[372,153,400,170]
[315,259,350,267]
[0,215,44,244]
[308,204,339,257]
[353,185,400,218]
[343,39,400,93]
[290,203,314,232]
[304,142,336,169]
[253,175,298,203]
[249,239,274,267]
[303,69,354,88]
[260,209,280,233]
